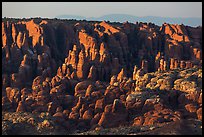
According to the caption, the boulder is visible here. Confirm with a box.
[133,116,144,126]
[16,101,26,112]
[82,109,93,120]
[196,107,202,120]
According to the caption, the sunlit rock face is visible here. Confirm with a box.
[2,18,202,131]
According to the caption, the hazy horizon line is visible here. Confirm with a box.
[2,13,202,19]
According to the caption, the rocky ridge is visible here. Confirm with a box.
[2,18,202,135]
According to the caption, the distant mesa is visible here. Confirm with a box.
[56,15,86,20]
[56,14,202,27]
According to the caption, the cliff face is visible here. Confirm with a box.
[2,18,202,132]
[2,19,202,85]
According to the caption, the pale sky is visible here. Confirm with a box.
[2,2,202,18]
